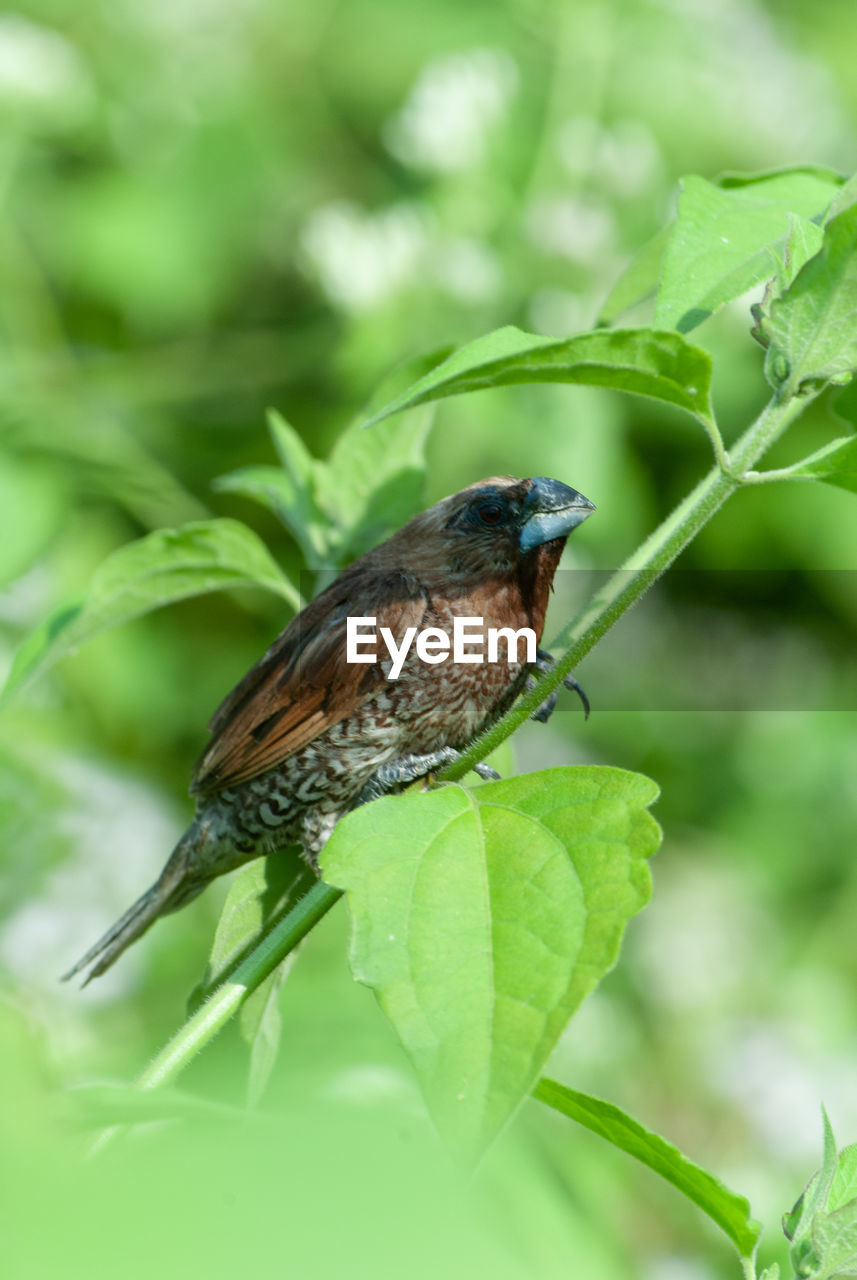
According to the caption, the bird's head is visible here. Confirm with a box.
[372,476,595,582]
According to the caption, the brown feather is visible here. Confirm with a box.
[191,570,429,794]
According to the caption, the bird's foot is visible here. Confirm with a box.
[528,648,590,722]
[357,748,500,804]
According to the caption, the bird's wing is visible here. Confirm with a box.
[190,572,427,795]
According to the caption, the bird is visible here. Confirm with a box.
[64,475,595,983]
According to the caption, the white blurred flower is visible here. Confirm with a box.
[0,15,93,123]
[385,48,518,174]
[526,194,616,263]
[111,0,265,117]
[554,989,639,1068]
[558,116,663,197]
[325,1063,422,1112]
[705,1019,857,1164]
[527,287,591,336]
[0,564,53,628]
[118,0,263,37]
[630,859,772,1012]
[300,200,431,312]
[433,236,501,303]
[651,0,846,159]
[645,1256,715,1280]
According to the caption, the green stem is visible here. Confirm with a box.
[738,465,816,485]
[704,420,731,472]
[439,389,809,782]
[136,880,341,1092]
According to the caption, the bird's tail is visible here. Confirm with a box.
[62,822,207,986]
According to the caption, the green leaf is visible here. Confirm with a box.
[268,407,315,483]
[656,169,842,333]
[363,325,715,429]
[241,961,291,1108]
[216,406,432,569]
[812,1200,857,1277]
[785,1110,837,1247]
[780,214,827,285]
[212,464,330,565]
[358,343,457,419]
[823,173,857,226]
[533,1078,762,1259]
[2,519,299,702]
[751,215,826,348]
[190,849,312,1002]
[778,435,857,494]
[317,410,432,561]
[828,378,857,432]
[268,404,432,567]
[214,411,332,565]
[760,200,857,396]
[766,214,827,301]
[598,226,671,326]
[266,410,332,564]
[782,1110,857,1280]
[829,1146,857,1213]
[320,766,660,1163]
[818,1107,839,1219]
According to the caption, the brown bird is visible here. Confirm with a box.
[64,475,594,983]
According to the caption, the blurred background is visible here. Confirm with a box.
[2,1,857,1276]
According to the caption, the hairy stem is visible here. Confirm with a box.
[135,879,341,1092]
[439,389,809,781]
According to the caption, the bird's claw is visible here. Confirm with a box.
[358,748,501,803]
[473,761,501,781]
[561,672,590,720]
[528,648,590,722]
[530,690,557,723]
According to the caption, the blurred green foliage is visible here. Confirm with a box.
[2,1,857,1277]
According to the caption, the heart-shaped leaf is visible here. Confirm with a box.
[321,766,660,1162]
[656,168,841,333]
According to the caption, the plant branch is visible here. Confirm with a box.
[135,879,341,1092]
[700,413,731,472]
[737,466,816,485]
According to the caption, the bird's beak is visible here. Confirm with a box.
[519,477,596,552]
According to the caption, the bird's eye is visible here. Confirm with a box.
[476,500,506,526]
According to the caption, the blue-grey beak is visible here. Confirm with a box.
[519,477,595,552]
